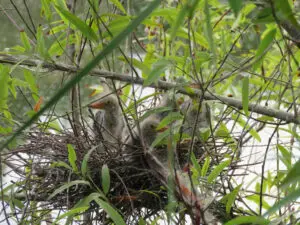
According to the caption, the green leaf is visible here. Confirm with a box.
[94,198,126,225]
[204,0,216,65]
[41,0,52,20]
[73,192,104,208]
[109,0,126,14]
[277,144,291,169]
[51,161,72,170]
[54,5,98,41]
[228,0,243,17]
[101,164,110,195]
[20,31,31,51]
[201,156,210,177]
[157,112,183,130]
[81,147,96,177]
[67,144,78,172]
[0,65,10,110]
[242,76,249,116]
[246,194,270,210]
[48,180,90,200]
[144,58,171,86]
[226,184,241,214]
[23,69,38,101]
[52,207,89,224]
[36,26,49,59]
[224,216,270,225]
[280,160,300,188]
[275,0,300,28]
[170,0,199,40]
[169,3,188,41]
[191,152,201,175]
[253,28,276,70]
[151,128,170,148]
[1,0,161,151]
[264,188,300,216]
[48,35,68,57]
[207,160,231,183]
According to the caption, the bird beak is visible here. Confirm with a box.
[156,126,168,132]
[89,101,105,109]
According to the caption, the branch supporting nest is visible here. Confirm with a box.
[0,53,299,124]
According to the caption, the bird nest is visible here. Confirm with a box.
[4,126,235,223]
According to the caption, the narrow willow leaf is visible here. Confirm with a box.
[144,58,171,86]
[277,144,291,169]
[73,192,103,208]
[0,65,9,110]
[275,0,300,28]
[280,160,300,188]
[157,112,183,130]
[48,35,68,57]
[224,216,270,225]
[204,0,216,65]
[109,0,126,14]
[253,28,276,70]
[81,147,96,177]
[51,161,72,170]
[0,0,161,152]
[169,3,188,41]
[101,164,110,195]
[23,69,38,101]
[170,0,199,40]
[242,76,249,116]
[191,152,201,175]
[246,194,270,210]
[53,207,89,224]
[207,160,231,183]
[226,184,242,214]
[201,156,211,177]
[94,198,126,225]
[264,188,300,216]
[48,180,90,200]
[54,5,98,41]
[20,31,31,51]
[41,0,52,20]
[36,26,49,59]
[151,128,170,148]
[228,0,243,17]
[67,144,78,172]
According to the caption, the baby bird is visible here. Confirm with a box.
[89,94,125,149]
[124,115,168,163]
[180,99,210,139]
[156,93,184,120]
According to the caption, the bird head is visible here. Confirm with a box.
[140,116,168,145]
[89,95,119,111]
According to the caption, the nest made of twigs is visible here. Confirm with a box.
[4,127,235,223]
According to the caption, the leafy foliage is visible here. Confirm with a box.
[1,0,300,224]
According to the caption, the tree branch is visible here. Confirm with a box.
[0,53,299,124]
